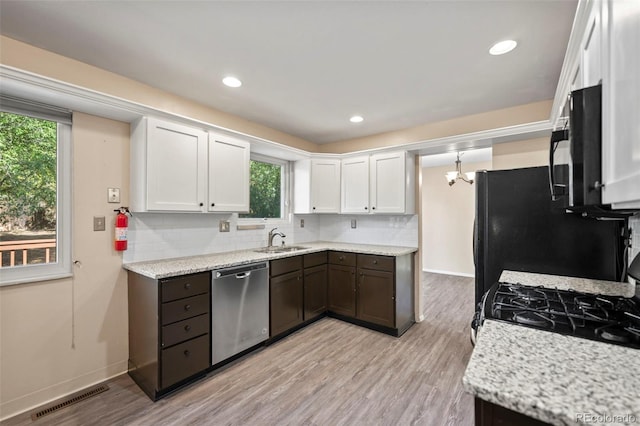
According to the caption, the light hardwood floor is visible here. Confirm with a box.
[3,272,475,426]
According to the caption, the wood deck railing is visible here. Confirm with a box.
[0,239,57,267]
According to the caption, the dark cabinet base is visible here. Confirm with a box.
[475,398,551,426]
[328,312,414,337]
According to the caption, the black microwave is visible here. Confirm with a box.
[549,84,603,209]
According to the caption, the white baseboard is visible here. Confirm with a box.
[423,268,474,278]
[0,360,128,422]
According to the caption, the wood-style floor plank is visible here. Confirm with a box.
[2,272,474,426]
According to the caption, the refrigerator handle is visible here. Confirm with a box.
[472,219,477,268]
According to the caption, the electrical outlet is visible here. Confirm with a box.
[351,219,357,229]
[108,188,120,203]
[219,220,230,232]
[300,219,305,228]
[93,216,106,231]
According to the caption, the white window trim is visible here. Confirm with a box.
[0,122,72,286]
[238,153,291,225]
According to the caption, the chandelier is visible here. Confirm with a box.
[445,152,475,186]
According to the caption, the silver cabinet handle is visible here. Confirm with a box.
[235,272,251,279]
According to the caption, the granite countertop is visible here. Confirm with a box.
[463,320,640,426]
[123,241,417,279]
[500,270,636,298]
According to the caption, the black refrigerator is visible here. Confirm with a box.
[474,166,625,306]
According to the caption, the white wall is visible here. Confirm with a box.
[0,113,130,420]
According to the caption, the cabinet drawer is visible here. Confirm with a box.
[328,251,356,267]
[270,256,303,276]
[162,294,209,325]
[161,334,209,388]
[357,254,394,272]
[304,251,327,268]
[161,272,210,303]
[162,313,210,348]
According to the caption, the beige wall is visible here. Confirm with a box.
[0,113,130,419]
[319,101,552,154]
[492,137,549,170]
[422,161,492,277]
[0,36,317,153]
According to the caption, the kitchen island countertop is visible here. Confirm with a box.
[463,319,640,426]
[123,241,417,279]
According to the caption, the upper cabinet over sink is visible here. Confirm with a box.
[130,117,250,213]
[342,151,415,215]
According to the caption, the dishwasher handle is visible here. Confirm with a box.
[214,262,268,279]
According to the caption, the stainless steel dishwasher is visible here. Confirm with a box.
[211,262,269,365]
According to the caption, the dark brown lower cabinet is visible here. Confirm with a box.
[327,251,414,336]
[304,264,327,321]
[270,258,304,337]
[475,398,551,426]
[128,271,211,400]
[357,267,395,328]
[328,263,357,317]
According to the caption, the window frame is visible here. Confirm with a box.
[238,153,291,225]
[0,111,72,287]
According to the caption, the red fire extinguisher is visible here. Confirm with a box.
[114,207,130,251]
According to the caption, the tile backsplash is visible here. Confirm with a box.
[123,213,418,263]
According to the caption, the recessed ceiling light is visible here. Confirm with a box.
[222,76,242,88]
[489,40,517,55]
[350,115,364,123]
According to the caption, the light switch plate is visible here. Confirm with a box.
[219,220,230,232]
[108,188,120,203]
[351,219,357,229]
[93,216,106,231]
[300,219,305,228]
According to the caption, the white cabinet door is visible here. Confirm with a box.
[310,159,341,213]
[208,133,250,212]
[602,0,640,208]
[341,156,370,214]
[145,118,207,212]
[370,152,407,214]
[582,5,603,88]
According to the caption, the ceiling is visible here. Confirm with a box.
[0,1,577,145]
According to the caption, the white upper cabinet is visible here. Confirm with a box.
[339,151,415,215]
[131,117,251,213]
[601,0,640,208]
[131,117,207,212]
[294,158,341,214]
[341,156,370,214]
[369,151,415,214]
[207,132,250,212]
[552,0,640,209]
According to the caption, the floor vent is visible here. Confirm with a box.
[31,384,109,421]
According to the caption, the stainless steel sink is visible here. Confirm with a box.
[254,245,309,254]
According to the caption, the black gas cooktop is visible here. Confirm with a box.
[483,282,640,349]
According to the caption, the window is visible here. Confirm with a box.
[239,154,289,221]
[0,97,72,286]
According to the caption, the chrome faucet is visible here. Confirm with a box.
[268,227,286,247]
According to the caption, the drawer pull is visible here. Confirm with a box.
[184,283,191,290]
[184,325,191,332]
[184,350,190,357]
[373,260,378,264]
[184,304,191,311]
[339,256,344,261]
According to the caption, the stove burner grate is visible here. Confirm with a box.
[513,311,554,328]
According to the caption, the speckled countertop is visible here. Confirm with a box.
[500,270,636,298]
[123,241,417,279]
[464,320,640,426]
